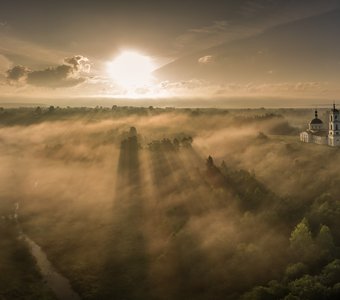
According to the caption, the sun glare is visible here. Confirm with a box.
[107,51,155,87]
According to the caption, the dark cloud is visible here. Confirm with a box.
[6,65,28,81]
[6,55,90,88]
[26,64,84,88]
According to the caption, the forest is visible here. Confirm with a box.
[0,105,340,300]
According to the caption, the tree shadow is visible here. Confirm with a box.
[148,146,178,198]
[98,134,151,300]
[147,146,217,300]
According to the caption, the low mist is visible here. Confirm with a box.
[1,106,340,300]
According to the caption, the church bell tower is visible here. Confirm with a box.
[328,103,340,146]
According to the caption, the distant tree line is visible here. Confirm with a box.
[148,136,193,151]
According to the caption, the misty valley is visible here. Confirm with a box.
[1,106,340,300]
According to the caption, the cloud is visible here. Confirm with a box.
[6,65,29,81]
[26,65,85,88]
[158,78,331,99]
[64,55,91,72]
[6,55,90,88]
[198,55,214,64]
[189,20,229,34]
[160,79,206,90]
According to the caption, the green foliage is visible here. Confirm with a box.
[283,294,300,300]
[309,194,340,242]
[316,225,336,261]
[288,275,330,300]
[320,259,340,286]
[241,285,277,300]
[289,218,314,262]
[242,281,287,300]
[285,263,308,281]
[219,162,280,211]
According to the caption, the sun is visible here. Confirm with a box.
[107,51,155,87]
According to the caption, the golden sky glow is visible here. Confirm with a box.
[107,51,155,88]
[1,1,340,105]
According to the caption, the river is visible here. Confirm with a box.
[14,203,81,300]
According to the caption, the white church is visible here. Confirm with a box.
[300,104,340,147]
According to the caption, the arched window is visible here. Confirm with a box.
[337,124,339,130]
[331,115,333,121]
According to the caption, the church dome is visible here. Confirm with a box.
[310,118,323,125]
[309,109,323,125]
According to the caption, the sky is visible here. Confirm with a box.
[1,0,340,106]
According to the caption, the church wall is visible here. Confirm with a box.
[328,136,340,146]
[300,132,311,143]
[312,135,327,145]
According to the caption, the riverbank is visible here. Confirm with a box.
[14,202,81,300]
[0,197,56,299]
